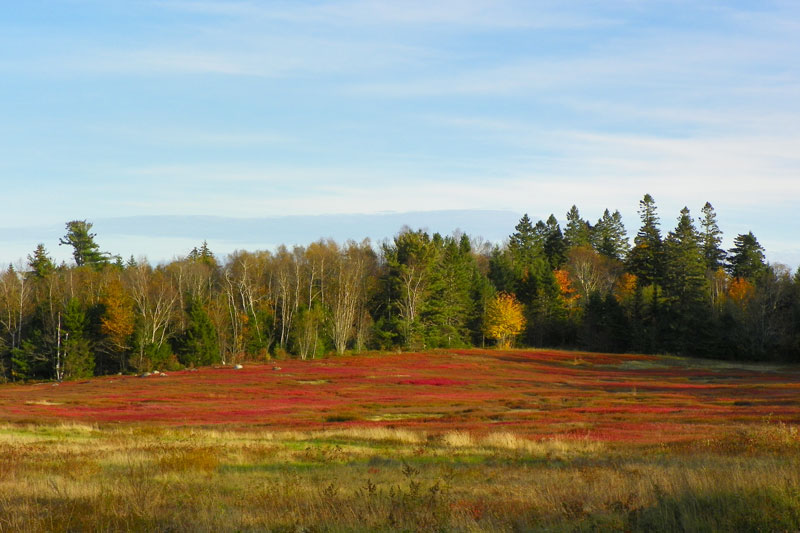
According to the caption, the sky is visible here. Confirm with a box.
[1,1,799,267]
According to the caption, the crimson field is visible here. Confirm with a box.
[3,349,799,444]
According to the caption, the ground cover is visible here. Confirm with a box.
[1,349,799,443]
[1,349,800,531]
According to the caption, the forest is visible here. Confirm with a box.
[1,193,799,381]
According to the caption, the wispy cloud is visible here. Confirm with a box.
[155,0,617,30]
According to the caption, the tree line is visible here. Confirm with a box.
[1,194,799,381]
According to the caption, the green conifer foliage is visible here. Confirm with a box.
[727,232,767,281]
[663,207,707,303]
[62,297,94,379]
[592,209,630,261]
[699,202,726,271]
[178,296,220,367]
[509,214,541,265]
[564,205,592,249]
[422,234,476,347]
[627,194,663,287]
[59,220,110,268]
[543,214,567,269]
[27,244,55,279]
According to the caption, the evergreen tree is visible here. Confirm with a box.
[627,194,663,286]
[662,208,710,354]
[564,205,592,249]
[579,292,629,353]
[422,235,476,347]
[509,214,541,265]
[663,208,706,302]
[727,232,767,281]
[699,202,726,271]
[59,220,110,268]
[27,244,55,279]
[62,297,94,379]
[487,246,518,295]
[380,229,437,348]
[592,209,629,261]
[188,241,217,268]
[178,296,220,367]
[543,214,567,269]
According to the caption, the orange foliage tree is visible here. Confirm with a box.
[614,272,637,303]
[728,277,754,306]
[554,269,580,306]
[483,292,526,349]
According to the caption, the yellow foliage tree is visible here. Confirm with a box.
[100,278,135,369]
[614,272,637,303]
[484,292,525,349]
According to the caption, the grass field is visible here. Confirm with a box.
[1,349,800,531]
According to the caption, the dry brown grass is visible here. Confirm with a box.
[0,422,798,531]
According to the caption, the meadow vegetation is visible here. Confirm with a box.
[1,349,799,531]
[0,422,799,532]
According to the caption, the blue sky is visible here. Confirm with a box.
[1,1,799,266]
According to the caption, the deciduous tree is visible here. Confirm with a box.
[483,292,525,349]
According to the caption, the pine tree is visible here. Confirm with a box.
[699,202,726,271]
[59,220,110,268]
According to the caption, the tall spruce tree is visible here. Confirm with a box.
[627,194,663,286]
[662,207,710,354]
[422,234,476,347]
[727,232,767,280]
[699,202,726,271]
[27,244,55,279]
[663,208,706,303]
[62,297,94,379]
[543,214,567,269]
[509,214,541,265]
[178,296,220,367]
[592,209,630,261]
[564,205,592,249]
